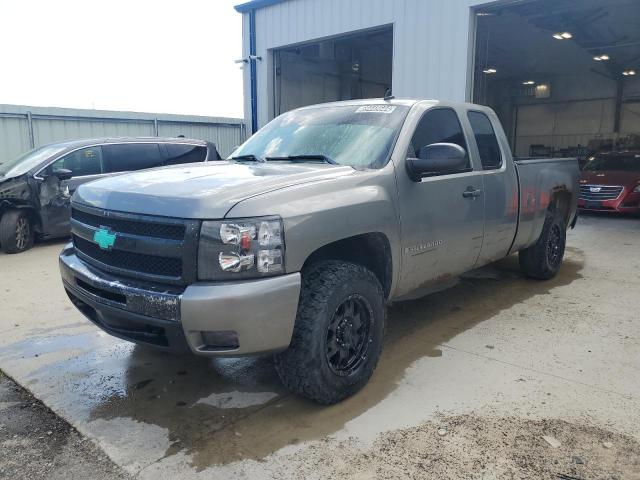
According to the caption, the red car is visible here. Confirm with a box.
[578,151,640,214]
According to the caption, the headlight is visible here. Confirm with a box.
[198,216,285,280]
[633,185,640,193]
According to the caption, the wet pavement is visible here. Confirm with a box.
[1,214,639,478]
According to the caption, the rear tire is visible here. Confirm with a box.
[275,261,385,404]
[0,210,34,254]
[519,208,566,280]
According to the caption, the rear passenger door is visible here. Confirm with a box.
[102,143,164,174]
[465,110,519,266]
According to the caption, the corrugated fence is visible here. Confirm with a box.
[0,104,246,161]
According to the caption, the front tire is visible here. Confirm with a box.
[0,210,34,254]
[519,208,566,280]
[275,261,385,404]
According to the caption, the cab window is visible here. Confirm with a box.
[103,143,163,173]
[467,111,502,169]
[44,146,103,178]
[408,108,470,172]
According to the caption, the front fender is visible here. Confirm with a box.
[226,170,401,296]
[0,175,42,231]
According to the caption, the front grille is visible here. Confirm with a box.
[74,235,183,278]
[579,185,623,201]
[72,208,185,240]
[71,205,199,285]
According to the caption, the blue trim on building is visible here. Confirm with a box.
[235,0,287,13]
[249,10,259,133]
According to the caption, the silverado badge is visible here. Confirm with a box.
[93,227,116,250]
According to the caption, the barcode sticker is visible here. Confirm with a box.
[355,105,397,113]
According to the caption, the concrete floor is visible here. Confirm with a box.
[0,213,638,479]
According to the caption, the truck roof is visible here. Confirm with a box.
[296,98,494,113]
[38,137,211,150]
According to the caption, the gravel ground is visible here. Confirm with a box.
[289,414,640,480]
[0,372,128,480]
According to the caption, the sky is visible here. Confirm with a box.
[0,0,245,118]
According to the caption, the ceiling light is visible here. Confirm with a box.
[483,68,497,74]
[523,80,535,85]
[535,83,551,99]
[623,69,636,76]
[593,54,610,61]
[553,32,572,40]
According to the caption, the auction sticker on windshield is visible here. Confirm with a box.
[355,105,397,113]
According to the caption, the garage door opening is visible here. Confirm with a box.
[473,0,640,163]
[273,26,393,116]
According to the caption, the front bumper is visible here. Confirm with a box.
[578,190,640,213]
[59,244,301,356]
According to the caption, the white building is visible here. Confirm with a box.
[235,0,640,157]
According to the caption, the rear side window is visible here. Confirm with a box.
[44,146,103,178]
[165,144,207,165]
[103,143,163,173]
[408,108,470,170]
[467,111,502,169]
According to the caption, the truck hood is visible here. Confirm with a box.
[73,161,355,219]
[580,170,640,188]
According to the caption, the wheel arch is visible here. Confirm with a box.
[549,188,573,227]
[302,232,393,300]
[0,201,42,235]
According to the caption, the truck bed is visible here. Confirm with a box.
[510,157,579,254]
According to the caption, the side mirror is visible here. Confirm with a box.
[406,143,469,181]
[50,168,73,181]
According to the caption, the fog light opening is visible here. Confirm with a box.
[201,330,240,350]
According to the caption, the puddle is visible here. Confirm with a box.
[0,251,584,471]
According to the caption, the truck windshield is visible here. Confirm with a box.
[0,145,66,178]
[231,104,410,169]
[583,154,640,172]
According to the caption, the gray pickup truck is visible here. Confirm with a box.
[59,99,579,404]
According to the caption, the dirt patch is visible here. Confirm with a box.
[289,414,640,479]
[0,372,129,480]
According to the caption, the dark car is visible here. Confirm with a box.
[578,151,640,214]
[0,137,220,253]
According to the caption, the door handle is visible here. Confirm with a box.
[462,187,483,198]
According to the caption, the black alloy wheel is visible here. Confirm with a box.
[325,294,373,376]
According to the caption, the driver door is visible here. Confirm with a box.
[395,106,485,297]
[39,146,104,237]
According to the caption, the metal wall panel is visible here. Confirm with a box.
[513,99,640,157]
[0,104,244,162]
[243,0,491,127]
[33,119,154,147]
[157,122,244,157]
[0,116,31,160]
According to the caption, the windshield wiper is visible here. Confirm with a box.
[231,154,265,162]
[265,154,338,165]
